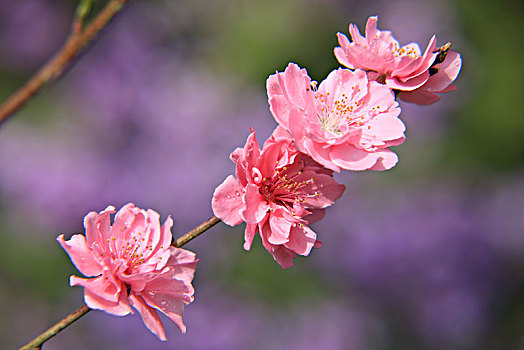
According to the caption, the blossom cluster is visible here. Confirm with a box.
[57,15,461,341]
[212,16,461,267]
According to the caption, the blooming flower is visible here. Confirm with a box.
[212,128,345,268]
[334,16,461,105]
[267,63,405,172]
[57,203,198,341]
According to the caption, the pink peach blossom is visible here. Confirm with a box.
[397,49,462,105]
[57,203,198,341]
[212,128,345,268]
[267,63,405,172]
[334,16,461,104]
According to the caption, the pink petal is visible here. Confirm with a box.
[334,35,354,69]
[83,211,100,248]
[282,63,309,110]
[300,171,346,208]
[142,291,187,334]
[211,175,245,226]
[348,22,366,45]
[242,183,269,224]
[71,273,122,303]
[159,216,174,253]
[84,205,115,248]
[398,89,441,105]
[243,223,257,250]
[369,149,399,171]
[365,114,406,143]
[424,51,462,92]
[271,246,296,269]
[285,224,317,256]
[364,16,379,38]
[330,144,381,171]
[304,209,326,225]
[129,293,168,340]
[267,210,292,245]
[167,247,198,284]
[83,287,133,316]
[71,275,132,316]
[268,95,291,128]
[57,234,102,277]
[386,71,429,90]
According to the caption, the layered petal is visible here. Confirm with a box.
[129,293,167,341]
[57,234,102,277]
[211,175,245,226]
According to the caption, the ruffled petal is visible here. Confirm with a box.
[270,246,296,269]
[330,144,381,171]
[71,275,132,316]
[398,89,441,105]
[129,293,167,341]
[369,149,399,171]
[70,272,122,303]
[285,225,317,256]
[57,234,102,277]
[243,183,269,224]
[243,223,258,250]
[211,175,245,226]
[424,51,462,92]
[267,210,292,245]
[141,291,187,334]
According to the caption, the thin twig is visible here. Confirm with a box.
[18,216,222,349]
[19,305,91,350]
[174,216,221,248]
[0,0,128,127]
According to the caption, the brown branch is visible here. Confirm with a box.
[0,0,129,127]
[174,216,221,248]
[19,305,91,350]
[18,216,222,349]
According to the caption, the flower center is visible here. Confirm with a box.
[259,162,319,215]
[313,87,368,135]
[390,41,419,58]
[106,225,156,272]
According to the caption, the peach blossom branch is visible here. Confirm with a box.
[0,0,129,127]
[18,216,222,349]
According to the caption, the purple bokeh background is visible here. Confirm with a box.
[1,0,522,349]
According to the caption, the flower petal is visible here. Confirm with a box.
[57,234,102,277]
[129,293,167,341]
[330,144,381,171]
[267,210,292,245]
[243,223,257,250]
[285,225,317,256]
[211,175,245,226]
[271,246,296,269]
[142,291,187,334]
[243,183,269,224]
[71,275,132,316]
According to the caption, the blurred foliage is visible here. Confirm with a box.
[215,236,331,306]
[198,0,344,85]
[446,0,524,172]
[0,230,73,302]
